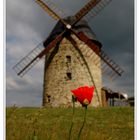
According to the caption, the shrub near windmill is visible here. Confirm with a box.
[13,0,124,107]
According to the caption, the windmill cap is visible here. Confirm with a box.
[44,16,102,47]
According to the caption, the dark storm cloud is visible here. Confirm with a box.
[6,0,134,106]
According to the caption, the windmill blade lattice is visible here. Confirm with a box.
[35,0,66,20]
[46,0,67,18]
[13,43,44,77]
[36,0,102,27]
[84,0,112,21]
[74,32,124,76]
[72,0,101,25]
[73,39,123,80]
[13,31,64,76]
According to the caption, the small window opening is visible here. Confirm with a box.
[66,55,71,63]
[66,72,72,80]
[47,95,51,103]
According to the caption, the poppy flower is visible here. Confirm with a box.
[71,86,94,106]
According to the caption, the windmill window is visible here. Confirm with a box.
[66,55,71,63]
[66,72,72,80]
[47,95,51,103]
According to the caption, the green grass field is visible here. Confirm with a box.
[6,107,134,140]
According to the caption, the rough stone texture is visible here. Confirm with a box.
[43,35,102,107]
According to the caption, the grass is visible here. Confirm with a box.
[6,107,134,140]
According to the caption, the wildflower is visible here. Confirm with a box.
[71,86,94,106]
[69,86,95,140]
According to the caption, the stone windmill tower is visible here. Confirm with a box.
[13,0,124,107]
[43,17,102,107]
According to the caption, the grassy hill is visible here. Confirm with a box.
[6,107,134,140]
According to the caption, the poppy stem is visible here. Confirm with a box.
[68,96,75,140]
[77,106,87,140]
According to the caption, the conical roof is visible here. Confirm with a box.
[43,16,102,47]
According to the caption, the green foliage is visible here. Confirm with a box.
[6,107,134,140]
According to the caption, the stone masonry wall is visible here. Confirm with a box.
[43,35,102,107]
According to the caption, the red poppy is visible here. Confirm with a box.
[71,86,94,106]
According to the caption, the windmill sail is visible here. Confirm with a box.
[45,0,67,19]
[14,0,124,78]
[35,0,67,21]
[84,0,112,21]
[35,0,61,20]
[35,0,102,27]
[13,43,44,77]
[13,31,64,76]
[73,0,101,25]
[75,32,124,76]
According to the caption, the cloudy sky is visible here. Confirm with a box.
[6,0,134,106]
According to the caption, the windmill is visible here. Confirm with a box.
[13,0,124,107]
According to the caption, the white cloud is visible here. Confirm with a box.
[6,76,20,90]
